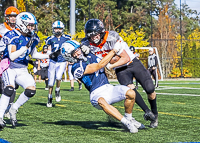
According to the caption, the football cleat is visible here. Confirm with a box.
[55,90,61,102]
[150,115,158,128]
[9,105,18,127]
[79,83,82,90]
[68,87,74,91]
[128,118,145,129]
[47,98,52,107]
[122,120,138,133]
[4,112,10,119]
[143,110,156,122]
[45,88,48,90]
[0,118,6,129]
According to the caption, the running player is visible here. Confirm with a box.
[81,19,158,128]
[0,12,58,129]
[45,21,71,107]
[61,40,145,133]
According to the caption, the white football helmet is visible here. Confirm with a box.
[16,12,38,36]
[52,20,65,36]
[61,40,81,62]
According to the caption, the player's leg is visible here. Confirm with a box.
[55,62,67,102]
[68,65,74,91]
[47,61,56,107]
[152,68,158,88]
[115,63,155,122]
[9,69,36,127]
[77,80,82,91]
[0,68,16,129]
[133,60,158,127]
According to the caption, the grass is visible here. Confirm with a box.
[0,80,200,142]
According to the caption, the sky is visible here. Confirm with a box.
[174,0,200,14]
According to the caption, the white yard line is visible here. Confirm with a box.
[156,92,200,96]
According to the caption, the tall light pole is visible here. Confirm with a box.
[180,0,183,77]
[151,0,153,47]
[70,0,75,36]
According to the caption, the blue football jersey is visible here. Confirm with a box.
[45,34,71,62]
[71,53,109,93]
[3,29,39,66]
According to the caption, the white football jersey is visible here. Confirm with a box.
[0,22,12,51]
[82,31,136,66]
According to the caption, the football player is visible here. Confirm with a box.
[40,45,49,90]
[148,48,159,88]
[0,12,58,129]
[81,19,158,128]
[0,6,20,119]
[61,40,145,133]
[45,21,71,107]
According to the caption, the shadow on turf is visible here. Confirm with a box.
[43,120,125,131]
[1,119,27,130]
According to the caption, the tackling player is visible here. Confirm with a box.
[45,20,71,107]
[61,40,145,133]
[81,19,158,128]
[0,12,58,129]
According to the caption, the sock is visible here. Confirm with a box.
[148,97,158,115]
[133,88,149,112]
[48,94,52,99]
[0,94,10,118]
[71,87,74,89]
[45,79,48,88]
[124,113,132,120]
[55,87,60,91]
[13,92,29,110]
[120,116,128,125]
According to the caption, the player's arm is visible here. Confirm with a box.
[37,60,41,70]
[31,47,49,59]
[109,49,130,69]
[8,44,27,61]
[84,50,116,75]
[47,45,52,54]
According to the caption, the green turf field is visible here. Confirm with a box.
[0,80,200,142]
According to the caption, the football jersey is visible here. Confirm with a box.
[40,52,49,68]
[45,34,71,62]
[3,29,40,68]
[81,31,136,66]
[71,53,109,93]
[0,22,13,51]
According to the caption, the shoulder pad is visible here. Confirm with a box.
[45,35,54,44]
[106,31,120,42]
[3,30,20,45]
[62,34,71,39]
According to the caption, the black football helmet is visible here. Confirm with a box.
[43,45,48,53]
[130,46,135,52]
[84,19,105,38]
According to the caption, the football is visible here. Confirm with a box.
[110,55,121,64]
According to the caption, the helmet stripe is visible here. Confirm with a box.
[66,41,80,50]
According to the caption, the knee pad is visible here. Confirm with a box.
[144,79,155,94]
[4,86,15,97]
[24,89,36,98]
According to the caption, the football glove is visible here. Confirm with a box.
[80,45,90,55]
[26,33,36,48]
[49,49,61,59]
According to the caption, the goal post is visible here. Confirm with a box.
[135,47,163,81]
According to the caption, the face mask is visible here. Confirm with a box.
[93,38,100,44]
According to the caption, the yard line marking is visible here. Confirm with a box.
[156,92,200,96]
[37,96,200,120]
[156,86,200,90]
